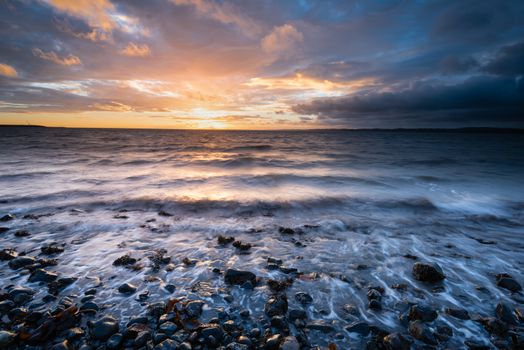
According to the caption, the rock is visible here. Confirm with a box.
[186,300,205,318]
[271,315,287,329]
[464,340,490,350]
[435,323,453,341]
[134,331,151,347]
[233,240,252,251]
[8,256,36,269]
[445,307,470,320]
[345,321,370,336]
[279,227,295,234]
[48,277,77,295]
[516,307,524,322]
[265,294,288,317]
[28,268,58,283]
[8,286,35,304]
[408,320,437,345]
[367,288,382,301]
[0,227,9,233]
[155,339,177,350]
[223,320,236,332]
[268,279,291,292]
[268,257,283,265]
[408,304,438,322]
[67,327,85,339]
[0,300,15,313]
[480,317,508,336]
[51,340,70,350]
[164,284,176,293]
[41,243,65,255]
[91,316,119,340]
[80,301,99,312]
[218,235,235,245]
[0,330,16,347]
[0,248,18,260]
[306,320,335,333]
[113,254,137,266]
[496,273,522,292]
[412,262,445,282]
[14,230,30,237]
[240,309,250,317]
[199,324,223,341]
[383,332,411,350]
[0,214,15,222]
[280,336,300,350]
[178,342,192,350]
[182,257,197,266]
[295,292,313,305]
[495,302,517,325]
[106,333,123,349]
[368,299,381,310]
[264,334,281,350]
[118,283,137,294]
[159,321,177,336]
[224,269,256,285]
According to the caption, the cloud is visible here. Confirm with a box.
[32,48,82,66]
[120,43,151,57]
[292,76,524,127]
[261,24,303,57]
[0,63,17,77]
[45,0,116,31]
[483,40,524,77]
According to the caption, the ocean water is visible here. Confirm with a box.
[1,127,523,348]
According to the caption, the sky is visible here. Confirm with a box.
[0,0,523,129]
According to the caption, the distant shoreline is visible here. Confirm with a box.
[0,124,523,133]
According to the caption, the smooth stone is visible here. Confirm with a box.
[495,302,517,325]
[496,274,522,292]
[0,227,9,233]
[200,324,223,341]
[0,214,15,222]
[383,332,411,350]
[159,321,177,336]
[280,336,300,350]
[265,294,288,317]
[106,333,123,349]
[224,269,256,285]
[186,300,205,318]
[118,283,137,294]
[8,286,35,304]
[8,256,36,269]
[412,262,445,282]
[264,334,281,349]
[408,304,438,322]
[164,284,176,293]
[217,235,235,245]
[28,268,58,283]
[368,299,382,310]
[134,331,151,347]
[445,307,470,320]
[0,248,17,260]
[306,320,335,333]
[0,330,16,347]
[464,340,490,350]
[91,316,119,340]
[288,309,307,321]
[240,309,250,317]
[51,340,70,350]
[154,339,177,350]
[408,320,437,345]
[345,321,370,336]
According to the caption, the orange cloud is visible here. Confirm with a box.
[120,43,151,57]
[261,24,303,56]
[0,63,17,77]
[46,0,115,31]
[32,48,82,66]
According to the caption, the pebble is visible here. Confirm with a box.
[186,300,205,318]
[91,316,119,340]
[0,330,16,347]
[295,292,313,305]
[118,282,137,294]
[280,336,300,350]
[383,332,411,350]
[264,294,288,317]
[28,268,58,283]
[412,262,445,282]
[0,248,17,260]
[496,273,522,292]
[224,269,256,285]
[306,320,336,333]
[408,304,438,322]
[408,320,437,345]
[345,321,370,335]
[8,256,36,269]
[0,214,15,222]
[106,333,123,349]
[445,307,470,320]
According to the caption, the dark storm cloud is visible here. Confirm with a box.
[483,41,524,77]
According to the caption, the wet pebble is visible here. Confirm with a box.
[496,273,522,292]
[412,262,445,282]
[224,269,256,285]
[295,292,313,305]
[91,316,119,340]
[118,282,137,294]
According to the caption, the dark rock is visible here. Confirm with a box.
[271,315,287,329]
[345,321,370,336]
[224,269,256,285]
[264,334,281,350]
[495,302,517,325]
[445,307,470,320]
[435,323,453,341]
[0,248,18,260]
[8,286,35,304]
[496,273,522,292]
[265,294,288,317]
[48,277,77,295]
[0,214,14,222]
[233,240,252,251]
[288,309,307,321]
[113,254,137,266]
[280,336,300,350]
[80,301,99,312]
[28,268,58,283]
[155,339,177,350]
[134,331,151,347]
[240,309,250,317]
[118,283,137,294]
[67,327,85,339]
[367,288,382,301]
[480,317,508,336]
[8,256,36,269]
[178,342,192,350]
[267,279,291,292]
[516,307,524,322]
[51,340,70,350]
[0,227,9,233]
[158,210,173,217]
[412,262,445,282]
[91,316,119,340]
[408,304,438,322]
[199,324,223,341]
[218,235,235,245]
[14,230,30,237]
[305,320,335,333]
[0,330,16,347]
[186,300,205,318]
[368,300,382,310]
[159,321,177,335]
[279,227,295,234]
[223,320,236,332]
[164,284,176,293]
[182,257,197,266]
[0,300,15,313]
[279,267,298,274]
[464,340,490,350]
[37,258,58,267]
[383,332,411,350]
[268,257,283,265]
[408,320,437,345]
[41,243,65,255]
[295,292,313,305]
[107,333,123,349]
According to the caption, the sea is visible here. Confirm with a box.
[0,127,523,348]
